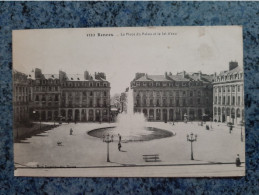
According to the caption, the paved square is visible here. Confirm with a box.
[14,121,245,177]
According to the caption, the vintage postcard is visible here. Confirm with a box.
[13,26,245,177]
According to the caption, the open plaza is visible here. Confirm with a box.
[14,121,245,177]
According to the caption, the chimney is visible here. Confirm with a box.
[229,61,238,71]
[198,71,202,80]
[135,73,145,80]
[84,70,90,80]
[59,70,67,81]
[165,72,168,78]
[35,68,42,79]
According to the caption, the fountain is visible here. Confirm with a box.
[88,88,174,142]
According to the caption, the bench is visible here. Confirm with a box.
[57,141,62,146]
[143,154,160,162]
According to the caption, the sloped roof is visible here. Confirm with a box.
[135,75,152,82]
[218,66,243,76]
[168,75,189,82]
[43,74,59,79]
[147,75,169,82]
[63,74,107,81]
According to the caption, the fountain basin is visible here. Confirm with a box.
[88,126,174,142]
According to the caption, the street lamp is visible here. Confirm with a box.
[33,110,41,130]
[187,133,197,160]
[103,133,113,162]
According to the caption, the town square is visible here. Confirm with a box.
[12,26,245,177]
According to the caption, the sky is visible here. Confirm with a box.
[13,26,243,96]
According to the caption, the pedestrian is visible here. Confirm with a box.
[70,128,73,135]
[236,154,241,167]
[118,134,122,143]
[118,142,121,151]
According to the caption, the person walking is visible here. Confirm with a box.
[70,128,73,135]
[118,142,121,151]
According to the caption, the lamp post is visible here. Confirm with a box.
[187,133,197,160]
[103,133,113,162]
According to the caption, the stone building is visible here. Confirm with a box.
[13,70,30,124]
[28,68,61,122]
[27,68,110,122]
[213,62,244,124]
[130,71,214,122]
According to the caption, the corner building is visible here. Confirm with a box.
[213,62,244,124]
[28,68,110,122]
[130,71,213,121]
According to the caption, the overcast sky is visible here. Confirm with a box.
[13,26,243,96]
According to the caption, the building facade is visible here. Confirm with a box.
[130,71,214,122]
[13,70,30,124]
[25,68,111,122]
[213,62,244,124]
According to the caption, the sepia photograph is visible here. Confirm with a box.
[13,26,245,177]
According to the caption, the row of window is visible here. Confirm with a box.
[61,81,108,88]
[35,95,59,101]
[214,96,242,106]
[14,86,29,94]
[61,102,108,108]
[63,91,108,97]
[215,73,243,82]
[133,81,205,87]
[214,85,243,93]
[135,90,208,97]
[135,98,209,107]
[214,107,244,117]
[34,79,59,85]
[34,86,59,92]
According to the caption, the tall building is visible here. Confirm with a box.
[28,68,61,122]
[130,71,214,121]
[26,68,111,122]
[13,70,30,124]
[213,62,244,124]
